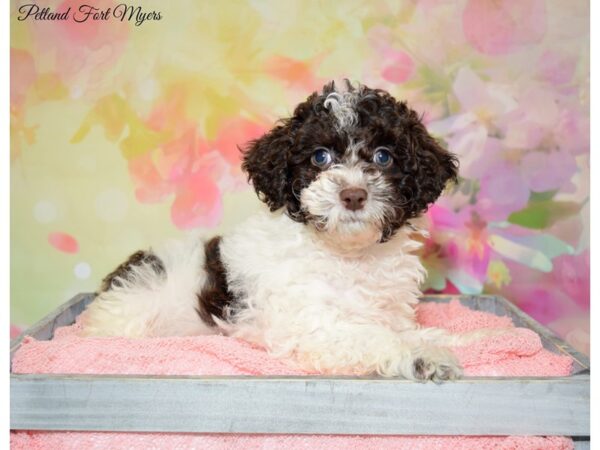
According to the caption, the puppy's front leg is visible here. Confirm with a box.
[282,322,462,381]
[398,334,463,382]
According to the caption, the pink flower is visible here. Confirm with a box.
[128,99,266,229]
[499,85,559,149]
[503,251,588,326]
[552,251,590,311]
[537,51,578,85]
[129,153,174,203]
[462,0,546,55]
[367,26,415,85]
[555,108,590,157]
[10,49,36,108]
[381,50,415,84]
[476,159,530,222]
[428,67,517,180]
[28,0,128,97]
[452,66,517,116]
[423,206,492,294]
[520,150,578,193]
[429,67,585,222]
[48,232,79,254]
[171,167,223,229]
[212,118,267,165]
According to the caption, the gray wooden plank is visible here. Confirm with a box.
[11,374,590,435]
[495,296,590,372]
[10,293,94,365]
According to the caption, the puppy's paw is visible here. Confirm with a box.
[412,347,463,382]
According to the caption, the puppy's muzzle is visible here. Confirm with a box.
[340,188,367,211]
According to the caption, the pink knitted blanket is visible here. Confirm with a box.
[11,300,574,450]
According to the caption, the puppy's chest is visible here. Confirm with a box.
[223,234,422,311]
[290,254,404,295]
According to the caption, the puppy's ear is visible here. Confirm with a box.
[241,120,295,211]
[242,91,320,211]
[400,106,459,218]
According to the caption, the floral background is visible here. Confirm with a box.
[10,0,589,354]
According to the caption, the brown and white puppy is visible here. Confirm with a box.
[81,81,494,381]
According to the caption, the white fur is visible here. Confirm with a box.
[80,208,502,380]
[81,235,214,337]
[218,210,427,377]
[300,156,394,249]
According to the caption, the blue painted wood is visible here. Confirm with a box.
[10,374,590,435]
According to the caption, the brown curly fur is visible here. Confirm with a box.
[99,250,165,292]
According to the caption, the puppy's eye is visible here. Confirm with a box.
[373,147,393,168]
[311,147,333,168]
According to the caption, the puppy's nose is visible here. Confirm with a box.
[340,188,368,211]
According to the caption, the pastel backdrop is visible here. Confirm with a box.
[10,0,590,354]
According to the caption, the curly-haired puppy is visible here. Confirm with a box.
[81,81,495,381]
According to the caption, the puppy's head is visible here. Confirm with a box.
[242,81,458,248]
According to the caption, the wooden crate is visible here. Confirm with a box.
[10,294,590,446]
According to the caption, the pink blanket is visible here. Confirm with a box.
[11,300,574,449]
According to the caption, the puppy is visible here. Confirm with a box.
[81,81,489,381]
